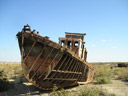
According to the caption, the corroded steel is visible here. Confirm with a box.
[16,24,94,90]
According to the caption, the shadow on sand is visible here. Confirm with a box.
[0,76,79,96]
[0,77,52,96]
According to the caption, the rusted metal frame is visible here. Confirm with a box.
[63,59,78,85]
[49,56,72,84]
[81,65,87,81]
[74,62,81,79]
[83,65,89,81]
[37,47,55,79]
[69,59,77,72]
[65,61,83,85]
[65,58,74,71]
[77,62,84,81]
[71,60,80,79]
[23,41,36,62]
[54,60,75,86]
[64,60,78,86]
[78,62,82,72]
[68,60,78,79]
[65,59,76,76]
[21,31,24,67]
[50,55,69,84]
[30,47,55,80]
[43,50,61,80]
[78,63,86,81]
[52,70,82,74]
[27,44,47,74]
[47,54,64,79]
[56,55,68,70]
[38,49,59,79]
[46,78,77,81]
[60,56,71,71]
[77,62,83,81]
[49,55,68,84]
[51,55,68,78]
[54,55,71,80]
[73,60,79,72]
[53,59,79,85]
[58,59,76,86]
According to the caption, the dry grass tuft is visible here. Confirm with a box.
[114,68,128,80]
[94,65,112,84]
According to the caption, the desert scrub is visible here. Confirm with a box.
[94,65,112,84]
[114,68,128,80]
[0,63,23,79]
[78,86,115,96]
[94,65,113,78]
[96,77,111,84]
[50,86,69,96]
[0,70,10,92]
[78,86,100,96]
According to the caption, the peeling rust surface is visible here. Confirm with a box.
[16,24,94,90]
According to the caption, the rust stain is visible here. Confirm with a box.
[16,24,94,90]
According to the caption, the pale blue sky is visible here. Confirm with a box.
[0,0,128,62]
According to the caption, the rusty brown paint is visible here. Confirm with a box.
[23,41,36,62]
[30,47,55,80]
[17,25,94,90]
[43,50,61,80]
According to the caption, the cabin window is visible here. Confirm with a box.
[67,41,71,46]
[74,41,79,47]
[61,40,65,46]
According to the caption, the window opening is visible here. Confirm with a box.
[61,40,65,46]
[67,41,71,46]
[74,41,79,47]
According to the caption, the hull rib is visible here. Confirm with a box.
[27,44,47,76]
[16,25,94,90]
[31,47,55,80]
[23,41,36,62]
[43,50,61,80]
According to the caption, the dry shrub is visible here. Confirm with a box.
[0,63,23,79]
[94,65,112,84]
[94,65,113,78]
[78,86,115,96]
[114,68,128,80]
[78,86,99,96]
[0,70,10,92]
[50,86,69,96]
[96,77,111,84]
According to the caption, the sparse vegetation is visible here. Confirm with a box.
[114,67,128,80]
[0,70,10,92]
[78,86,100,96]
[96,77,111,84]
[78,86,116,96]
[94,65,112,84]
[0,62,127,95]
[0,62,23,79]
[50,86,69,96]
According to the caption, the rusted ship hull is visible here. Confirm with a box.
[17,25,94,90]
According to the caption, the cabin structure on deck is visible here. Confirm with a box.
[59,32,87,61]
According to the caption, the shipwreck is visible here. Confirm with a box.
[16,24,94,90]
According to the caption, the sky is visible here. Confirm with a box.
[0,0,128,62]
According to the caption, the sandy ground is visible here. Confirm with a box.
[0,77,128,96]
[89,79,128,96]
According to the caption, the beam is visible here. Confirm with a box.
[52,70,82,74]
[28,44,47,74]
[23,41,36,62]
[30,47,55,80]
[46,78,77,81]
[21,31,24,67]
[43,50,61,80]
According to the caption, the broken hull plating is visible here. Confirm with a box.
[17,32,94,90]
